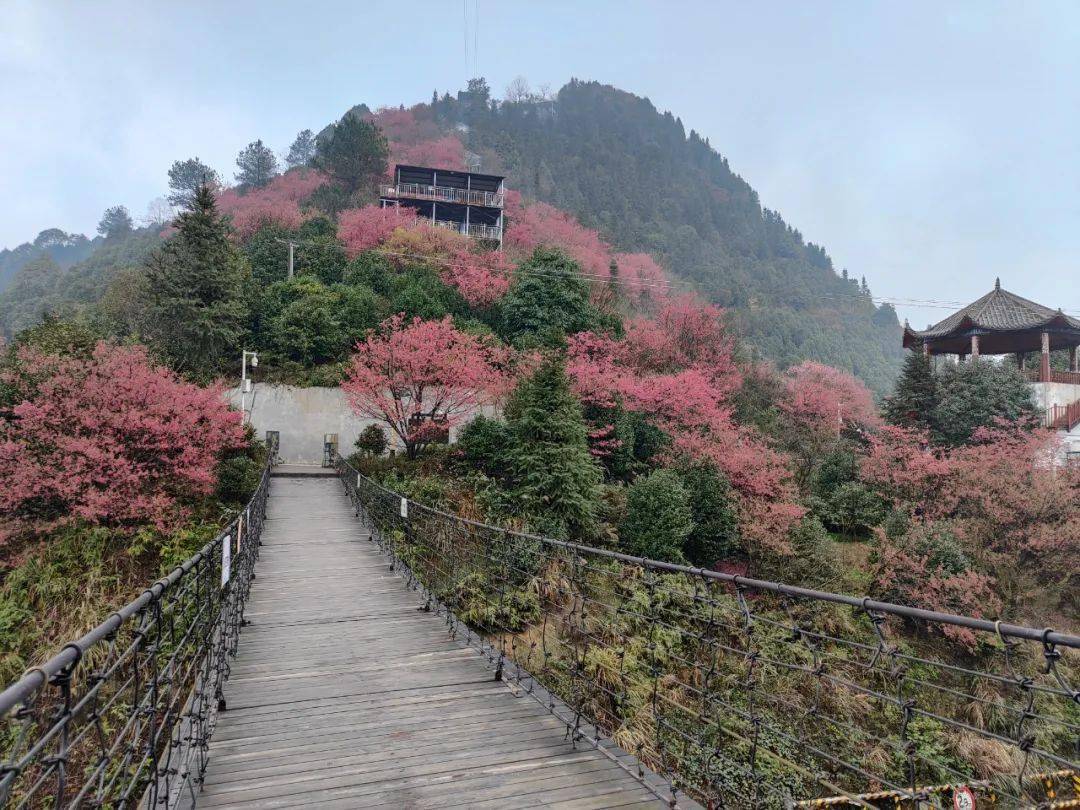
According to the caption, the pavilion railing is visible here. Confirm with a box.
[0,457,272,809]
[338,457,1080,809]
[1024,368,1080,386]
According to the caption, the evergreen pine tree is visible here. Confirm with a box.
[167,157,220,207]
[505,356,601,537]
[500,248,602,347]
[96,205,134,239]
[285,129,316,169]
[311,115,388,197]
[235,139,279,191]
[932,359,1038,445]
[143,185,248,379]
[882,351,938,431]
[621,469,695,562]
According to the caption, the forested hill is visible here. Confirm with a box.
[433,79,903,393]
[0,78,902,392]
[0,230,96,294]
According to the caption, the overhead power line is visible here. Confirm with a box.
[368,246,1080,317]
[264,238,1080,319]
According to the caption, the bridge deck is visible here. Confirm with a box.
[198,477,666,809]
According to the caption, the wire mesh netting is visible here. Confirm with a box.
[340,458,1079,809]
[0,460,271,809]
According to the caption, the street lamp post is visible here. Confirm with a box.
[240,350,259,425]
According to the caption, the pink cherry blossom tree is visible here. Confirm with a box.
[217,169,325,240]
[565,322,802,554]
[338,205,512,307]
[781,361,881,437]
[863,422,1078,623]
[338,204,420,255]
[0,343,245,542]
[505,201,613,278]
[343,315,513,458]
[391,136,467,173]
[612,252,669,307]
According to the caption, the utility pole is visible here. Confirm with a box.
[275,238,298,279]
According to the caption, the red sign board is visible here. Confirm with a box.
[953,786,976,810]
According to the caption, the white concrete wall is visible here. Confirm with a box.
[226,385,493,464]
[1029,381,1080,411]
[227,385,388,464]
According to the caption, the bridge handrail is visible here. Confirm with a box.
[338,456,1079,808]
[339,459,1079,649]
[0,454,273,807]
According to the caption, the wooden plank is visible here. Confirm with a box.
[197,477,671,809]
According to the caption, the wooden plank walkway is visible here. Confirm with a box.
[198,476,667,809]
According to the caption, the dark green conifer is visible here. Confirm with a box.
[143,185,248,379]
[505,356,601,537]
[882,351,938,431]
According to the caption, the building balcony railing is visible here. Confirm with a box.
[386,182,504,208]
[432,219,503,241]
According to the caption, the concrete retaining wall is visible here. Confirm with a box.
[1030,381,1080,411]
[226,385,385,464]
[226,385,491,464]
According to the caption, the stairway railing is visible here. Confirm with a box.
[338,457,1079,809]
[0,456,272,809]
[1047,399,1080,431]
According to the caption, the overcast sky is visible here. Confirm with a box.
[2,1,1077,327]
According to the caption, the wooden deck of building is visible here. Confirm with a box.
[197,476,668,809]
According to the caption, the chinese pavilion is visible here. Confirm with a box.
[902,279,1080,434]
[903,279,1080,378]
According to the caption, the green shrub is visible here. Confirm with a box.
[215,447,265,505]
[388,269,466,322]
[342,250,395,294]
[809,446,886,538]
[605,410,671,481]
[675,461,740,566]
[811,481,887,539]
[354,424,388,457]
[457,415,512,479]
[781,516,841,588]
[334,283,381,343]
[620,469,694,563]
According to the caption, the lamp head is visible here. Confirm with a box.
[250,353,259,368]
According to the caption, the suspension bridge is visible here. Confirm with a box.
[0,457,1077,808]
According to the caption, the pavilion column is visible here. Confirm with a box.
[921,342,929,357]
[1070,346,1078,373]
[1040,331,1051,383]
[1016,352,1025,371]
[970,334,980,360]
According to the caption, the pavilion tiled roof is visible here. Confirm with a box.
[907,280,1080,340]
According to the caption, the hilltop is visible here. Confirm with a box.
[434,79,903,393]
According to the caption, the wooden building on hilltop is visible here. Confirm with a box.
[380,164,505,246]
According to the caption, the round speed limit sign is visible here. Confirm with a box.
[953,786,976,810]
